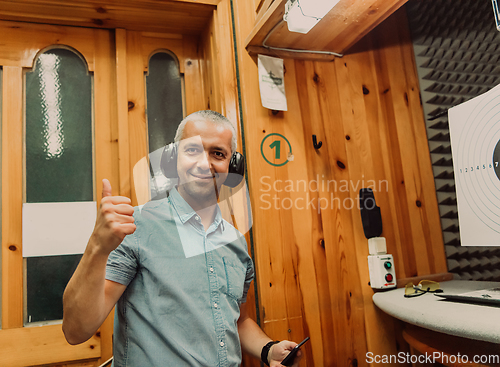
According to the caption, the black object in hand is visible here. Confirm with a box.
[281,337,310,366]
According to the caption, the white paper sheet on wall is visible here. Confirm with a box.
[448,83,500,246]
[258,54,287,111]
[22,201,97,257]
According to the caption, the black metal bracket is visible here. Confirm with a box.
[312,135,322,149]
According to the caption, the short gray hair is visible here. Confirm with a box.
[174,110,237,153]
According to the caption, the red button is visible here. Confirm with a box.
[385,273,393,282]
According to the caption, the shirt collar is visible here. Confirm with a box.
[168,187,223,229]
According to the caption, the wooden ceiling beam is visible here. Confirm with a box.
[0,0,217,35]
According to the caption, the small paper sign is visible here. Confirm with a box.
[258,54,287,111]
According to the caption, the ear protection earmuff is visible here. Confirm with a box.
[160,143,179,179]
[160,143,245,188]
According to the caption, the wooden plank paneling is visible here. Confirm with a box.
[200,14,221,113]
[52,359,99,367]
[140,34,185,74]
[1,66,23,329]
[358,40,410,279]
[92,28,117,364]
[332,46,401,365]
[116,28,131,199]
[255,0,274,23]
[393,10,447,274]
[233,1,446,366]
[183,34,206,114]
[368,9,447,277]
[295,58,371,366]
[378,36,433,276]
[94,28,119,199]
[232,2,311,364]
[284,59,328,366]
[126,31,149,206]
[244,0,286,56]
[0,20,96,70]
[0,0,216,36]
[213,2,238,123]
[0,324,100,367]
[370,37,419,279]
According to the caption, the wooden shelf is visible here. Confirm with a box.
[245,0,408,61]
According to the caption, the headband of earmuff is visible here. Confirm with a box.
[160,143,245,188]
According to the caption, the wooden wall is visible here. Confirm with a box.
[232,3,448,366]
[0,0,450,366]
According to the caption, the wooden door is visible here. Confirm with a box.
[0,20,116,367]
[0,19,213,366]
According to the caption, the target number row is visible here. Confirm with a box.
[459,162,499,173]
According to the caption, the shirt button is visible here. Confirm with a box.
[214,303,218,308]
[209,267,214,272]
[220,341,224,347]
[194,215,200,221]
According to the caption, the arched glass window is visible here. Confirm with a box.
[25,48,92,323]
[145,51,184,199]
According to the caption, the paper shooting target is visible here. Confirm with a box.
[449,84,500,246]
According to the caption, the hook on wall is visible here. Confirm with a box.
[312,135,323,150]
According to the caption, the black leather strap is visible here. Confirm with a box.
[261,340,280,366]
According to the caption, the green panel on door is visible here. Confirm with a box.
[26,255,81,323]
[26,48,92,203]
[25,48,92,323]
[146,51,184,199]
[146,51,183,153]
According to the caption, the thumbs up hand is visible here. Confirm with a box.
[92,179,136,255]
[102,178,113,198]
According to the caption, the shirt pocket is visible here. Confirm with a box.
[222,257,246,301]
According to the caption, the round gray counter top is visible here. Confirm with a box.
[372,280,500,344]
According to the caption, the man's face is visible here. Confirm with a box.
[176,119,233,205]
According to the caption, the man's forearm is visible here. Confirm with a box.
[238,303,302,366]
[62,236,110,344]
[63,180,134,345]
[237,312,272,360]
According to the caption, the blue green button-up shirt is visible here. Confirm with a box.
[106,187,254,367]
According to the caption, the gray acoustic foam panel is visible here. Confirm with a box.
[406,0,500,280]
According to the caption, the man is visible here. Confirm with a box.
[63,110,303,366]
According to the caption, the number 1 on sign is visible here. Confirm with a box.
[269,140,281,160]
